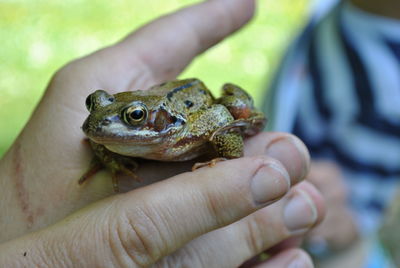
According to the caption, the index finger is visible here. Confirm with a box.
[88,0,256,90]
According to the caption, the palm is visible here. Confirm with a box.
[0,0,255,238]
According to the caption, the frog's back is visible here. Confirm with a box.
[152,79,214,112]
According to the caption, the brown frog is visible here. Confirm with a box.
[80,78,266,191]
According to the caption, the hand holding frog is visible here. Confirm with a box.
[0,0,325,267]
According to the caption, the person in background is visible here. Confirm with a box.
[265,0,400,266]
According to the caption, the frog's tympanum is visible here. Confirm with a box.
[80,78,266,191]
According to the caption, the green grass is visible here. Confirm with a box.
[0,0,309,157]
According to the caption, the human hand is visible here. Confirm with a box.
[0,140,324,267]
[304,161,359,254]
[0,0,325,266]
[0,0,257,239]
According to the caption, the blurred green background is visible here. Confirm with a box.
[0,0,309,157]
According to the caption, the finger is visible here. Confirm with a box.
[0,155,292,268]
[155,182,324,268]
[266,236,304,256]
[252,249,313,268]
[306,206,358,251]
[115,156,292,266]
[79,0,256,90]
[116,0,255,84]
[117,132,310,193]
[307,161,348,202]
[245,132,310,185]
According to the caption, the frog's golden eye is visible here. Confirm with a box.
[85,95,94,112]
[122,105,148,125]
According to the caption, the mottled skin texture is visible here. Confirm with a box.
[81,78,266,190]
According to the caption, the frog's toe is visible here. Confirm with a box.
[78,160,103,185]
[192,157,228,171]
[120,166,142,182]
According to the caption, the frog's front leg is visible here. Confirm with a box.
[79,140,140,192]
[78,158,103,185]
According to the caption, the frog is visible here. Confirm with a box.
[80,78,266,191]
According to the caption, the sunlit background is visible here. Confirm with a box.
[0,0,309,157]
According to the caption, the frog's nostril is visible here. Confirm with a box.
[102,119,112,126]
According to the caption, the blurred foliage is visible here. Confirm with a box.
[0,0,309,157]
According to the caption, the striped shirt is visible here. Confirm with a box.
[265,1,400,234]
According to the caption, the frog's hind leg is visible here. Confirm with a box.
[217,83,267,134]
[217,83,254,120]
[78,158,103,185]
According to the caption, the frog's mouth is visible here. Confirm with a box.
[85,126,184,145]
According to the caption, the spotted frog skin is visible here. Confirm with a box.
[80,78,266,190]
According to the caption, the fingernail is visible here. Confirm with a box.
[251,161,290,205]
[283,189,318,234]
[265,136,310,185]
[288,252,313,268]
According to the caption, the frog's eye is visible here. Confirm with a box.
[122,104,148,125]
[85,90,115,112]
[85,95,94,112]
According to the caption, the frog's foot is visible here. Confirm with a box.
[108,167,141,192]
[108,157,141,192]
[119,158,141,181]
[78,159,103,185]
[192,157,228,171]
[105,166,141,193]
[120,166,141,182]
[79,157,140,192]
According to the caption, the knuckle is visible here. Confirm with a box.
[244,212,285,254]
[203,189,223,225]
[244,216,266,254]
[109,206,167,267]
[203,183,249,227]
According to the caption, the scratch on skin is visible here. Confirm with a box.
[13,142,34,229]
